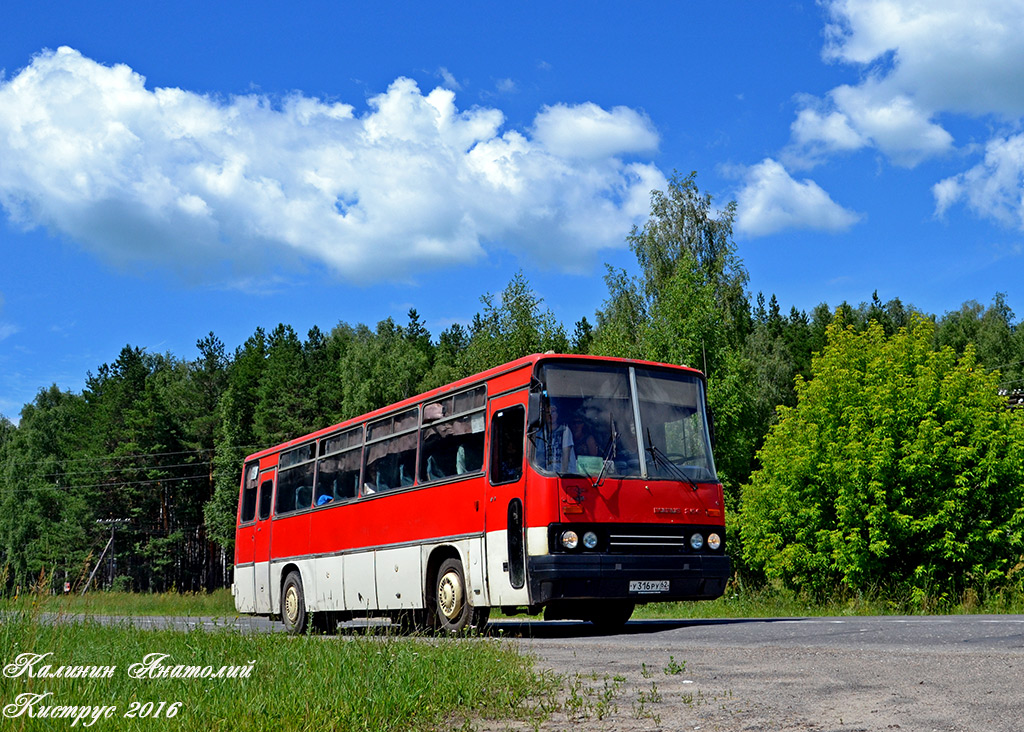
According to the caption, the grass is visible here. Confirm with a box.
[9,577,1024,625]
[3,589,237,617]
[0,609,557,732]
[635,580,1024,620]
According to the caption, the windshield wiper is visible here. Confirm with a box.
[590,419,618,489]
[644,430,715,515]
[644,428,700,492]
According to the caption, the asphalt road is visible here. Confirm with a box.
[485,615,1024,732]
[51,613,1024,730]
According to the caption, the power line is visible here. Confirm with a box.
[37,459,215,482]
[0,472,229,495]
[3,445,263,470]
[990,358,1024,371]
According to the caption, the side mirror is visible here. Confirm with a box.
[527,391,543,430]
[706,408,717,451]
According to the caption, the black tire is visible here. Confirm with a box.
[432,557,490,633]
[281,571,308,635]
[587,601,635,632]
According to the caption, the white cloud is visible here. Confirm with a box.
[495,78,518,94]
[823,0,1024,117]
[0,47,664,282]
[789,83,953,169]
[436,67,461,90]
[831,83,953,166]
[933,134,1024,227]
[532,103,659,160]
[806,0,1024,234]
[0,293,15,342]
[791,105,867,156]
[789,1,1024,169]
[735,159,862,237]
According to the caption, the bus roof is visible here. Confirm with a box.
[243,353,705,463]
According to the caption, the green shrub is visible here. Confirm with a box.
[740,315,1024,598]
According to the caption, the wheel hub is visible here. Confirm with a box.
[285,586,299,623]
[438,570,463,619]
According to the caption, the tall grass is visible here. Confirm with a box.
[637,579,1024,620]
[3,589,237,617]
[0,611,554,731]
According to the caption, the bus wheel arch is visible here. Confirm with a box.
[427,550,489,633]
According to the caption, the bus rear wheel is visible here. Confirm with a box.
[432,558,489,633]
[281,571,308,635]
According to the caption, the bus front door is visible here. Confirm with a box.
[253,470,275,615]
[485,393,530,607]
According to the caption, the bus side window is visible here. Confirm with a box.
[490,406,525,485]
[240,463,259,523]
[420,413,485,483]
[277,462,314,513]
[364,432,417,492]
[315,448,360,504]
[258,478,273,520]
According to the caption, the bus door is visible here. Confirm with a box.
[253,469,276,614]
[484,392,530,606]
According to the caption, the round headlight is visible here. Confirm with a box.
[707,533,721,550]
[583,531,599,549]
[690,533,704,550]
[561,530,579,550]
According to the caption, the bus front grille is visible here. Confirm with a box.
[607,528,689,554]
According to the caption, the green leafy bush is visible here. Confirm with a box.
[740,315,1024,599]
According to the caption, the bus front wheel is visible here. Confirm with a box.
[281,571,308,635]
[588,601,635,632]
[433,558,489,633]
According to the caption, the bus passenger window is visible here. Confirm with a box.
[420,412,485,483]
[315,449,360,504]
[419,387,486,484]
[490,406,525,485]
[277,461,314,514]
[364,432,417,492]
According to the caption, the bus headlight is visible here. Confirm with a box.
[690,533,704,550]
[583,531,599,549]
[561,530,579,550]
[707,533,721,550]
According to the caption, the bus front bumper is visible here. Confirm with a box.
[527,553,732,604]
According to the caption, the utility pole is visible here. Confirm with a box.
[81,518,130,595]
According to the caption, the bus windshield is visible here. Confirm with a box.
[531,362,717,482]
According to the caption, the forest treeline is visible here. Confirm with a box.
[1,172,1022,596]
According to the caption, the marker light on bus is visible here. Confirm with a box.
[690,533,704,550]
[561,530,580,549]
[583,531,599,549]
[707,533,722,550]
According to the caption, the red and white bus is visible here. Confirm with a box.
[233,353,731,633]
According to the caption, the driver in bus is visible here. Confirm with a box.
[538,401,577,474]
[570,409,600,457]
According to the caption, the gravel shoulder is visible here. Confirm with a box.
[483,616,1024,732]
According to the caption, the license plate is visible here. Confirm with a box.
[629,580,670,594]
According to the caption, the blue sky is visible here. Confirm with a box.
[2,1,1024,419]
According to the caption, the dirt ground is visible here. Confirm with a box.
[480,619,1024,732]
